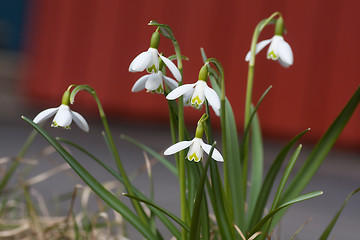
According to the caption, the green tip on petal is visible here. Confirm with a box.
[150,31,160,49]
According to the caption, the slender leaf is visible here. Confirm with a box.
[262,144,303,237]
[319,188,360,240]
[248,128,310,229]
[247,109,264,221]
[248,191,323,236]
[274,86,360,229]
[121,134,178,177]
[22,116,158,240]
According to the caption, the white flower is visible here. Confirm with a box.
[245,35,293,67]
[131,71,178,94]
[33,104,89,132]
[129,47,182,82]
[166,80,220,115]
[164,137,223,162]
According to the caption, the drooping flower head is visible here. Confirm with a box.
[164,114,223,162]
[166,64,220,115]
[131,58,179,94]
[245,16,293,68]
[129,30,181,93]
[33,86,89,132]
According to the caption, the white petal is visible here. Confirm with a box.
[187,138,203,162]
[163,75,178,90]
[183,90,192,106]
[33,107,59,124]
[245,39,272,61]
[204,84,221,112]
[191,81,206,109]
[71,110,89,132]
[159,55,182,82]
[131,75,149,92]
[277,40,293,67]
[267,36,282,60]
[200,140,224,162]
[52,105,72,128]
[166,83,196,100]
[147,48,159,71]
[145,72,162,91]
[164,140,194,155]
[129,51,151,72]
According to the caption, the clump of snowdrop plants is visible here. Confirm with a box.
[21,12,360,240]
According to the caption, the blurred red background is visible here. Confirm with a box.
[21,0,360,148]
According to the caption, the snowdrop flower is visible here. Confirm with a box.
[129,31,182,82]
[166,64,220,115]
[33,89,89,132]
[245,17,293,68]
[131,71,178,94]
[164,116,223,162]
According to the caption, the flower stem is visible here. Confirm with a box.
[70,85,149,226]
[172,39,188,240]
[243,11,281,201]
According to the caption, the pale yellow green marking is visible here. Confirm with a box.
[188,152,200,162]
[191,96,202,109]
[268,51,277,60]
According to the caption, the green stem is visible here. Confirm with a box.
[243,11,281,201]
[70,86,149,226]
[0,129,37,195]
[169,38,187,239]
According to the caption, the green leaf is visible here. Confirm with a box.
[22,116,158,240]
[124,193,190,232]
[247,109,264,222]
[248,128,310,229]
[275,86,360,229]
[319,188,360,240]
[262,144,303,237]
[120,134,178,177]
[148,20,176,41]
[248,191,323,236]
